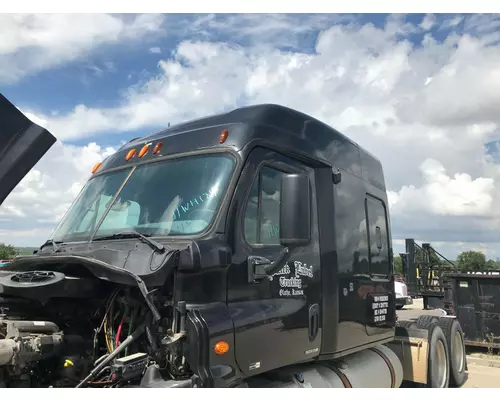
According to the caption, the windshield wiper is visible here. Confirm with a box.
[93,231,165,253]
[39,239,63,253]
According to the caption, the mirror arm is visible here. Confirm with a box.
[248,247,292,283]
[263,247,291,276]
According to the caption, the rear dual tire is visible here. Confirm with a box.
[415,315,467,388]
[437,318,468,387]
[416,318,449,388]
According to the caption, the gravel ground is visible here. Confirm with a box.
[463,364,500,388]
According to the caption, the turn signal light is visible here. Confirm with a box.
[214,340,229,355]
[125,149,136,161]
[92,162,102,174]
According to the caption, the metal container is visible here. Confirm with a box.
[443,270,500,349]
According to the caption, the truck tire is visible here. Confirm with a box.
[418,319,450,388]
[438,317,467,387]
[415,315,439,328]
[396,320,417,329]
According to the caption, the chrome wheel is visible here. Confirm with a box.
[454,331,465,373]
[434,340,448,388]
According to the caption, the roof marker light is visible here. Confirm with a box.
[92,162,102,174]
[153,142,163,154]
[138,144,150,158]
[219,129,229,144]
[126,149,136,161]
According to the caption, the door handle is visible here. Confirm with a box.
[247,255,272,283]
[308,303,319,342]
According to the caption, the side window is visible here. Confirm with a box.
[244,166,283,245]
[365,196,390,278]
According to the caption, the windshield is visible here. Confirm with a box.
[51,153,236,242]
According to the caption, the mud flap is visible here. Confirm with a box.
[385,325,430,385]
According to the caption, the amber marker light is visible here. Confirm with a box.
[219,129,229,144]
[92,162,102,174]
[138,144,150,158]
[126,149,136,161]
[214,340,229,355]
[153,142,163,154]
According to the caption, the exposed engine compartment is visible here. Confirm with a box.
[0,266,189,388]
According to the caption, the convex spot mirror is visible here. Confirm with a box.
[279,173,311,248]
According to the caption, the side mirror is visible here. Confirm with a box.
[247,172,311,283]
[279,173,311,247]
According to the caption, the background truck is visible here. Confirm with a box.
[400,238,500,353]
[400,238,456,310]
[0,93,467,388]
[395,279,413,310]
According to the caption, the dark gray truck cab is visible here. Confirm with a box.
[0,93,466,388]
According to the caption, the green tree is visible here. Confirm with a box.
[393,255,403,275]
[456,250,487,271]
[0,243,18,260]
[485,259,500,270]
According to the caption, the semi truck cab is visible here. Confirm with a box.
[0,93,467,388]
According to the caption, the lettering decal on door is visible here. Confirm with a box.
[269,261,315,297]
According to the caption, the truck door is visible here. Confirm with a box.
[227,146,322,376]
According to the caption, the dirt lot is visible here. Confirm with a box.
[463,363,500,388]
[398,298,500,388]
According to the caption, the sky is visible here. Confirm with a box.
[1,13,500,260]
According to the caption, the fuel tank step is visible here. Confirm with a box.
[246,344,404,388]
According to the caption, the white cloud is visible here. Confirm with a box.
[0,13,165,84]
[149,47,162,54]
[3,14,500,258]
[395,35,500,127]
[440,16,463,30]
[388,159,495,217]
[0,141,116,246]
[185,14,355,49]
[420,14,436,31]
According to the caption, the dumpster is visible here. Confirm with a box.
[443,270,500,349]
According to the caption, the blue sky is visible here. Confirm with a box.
[1,13,500,259]
[0,14,479,116]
